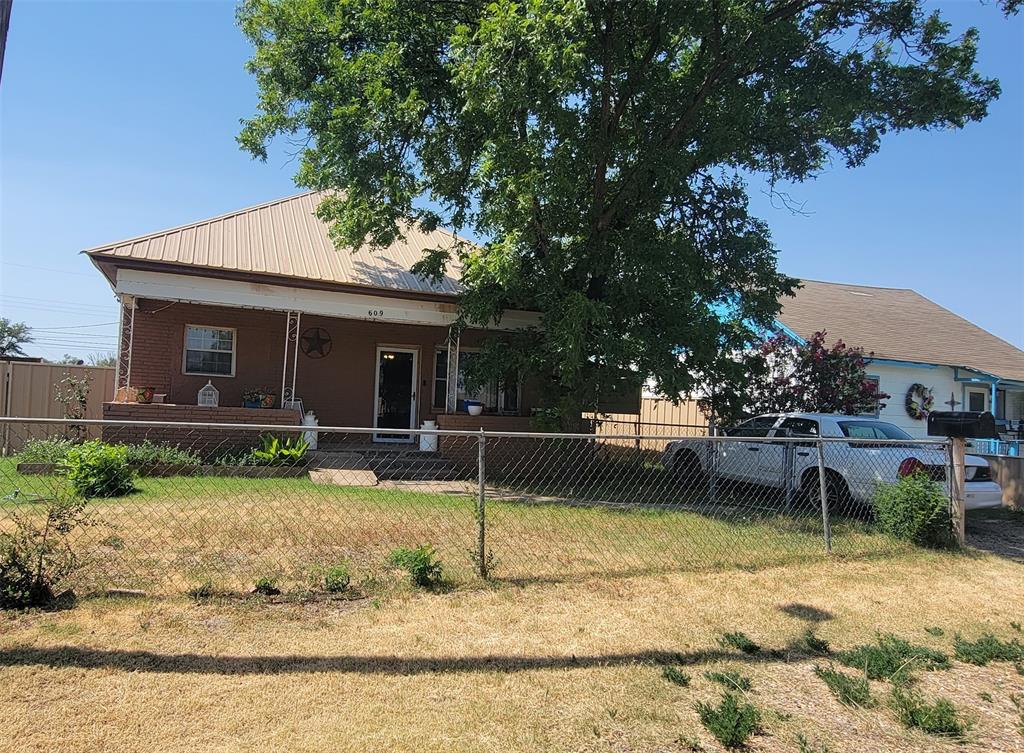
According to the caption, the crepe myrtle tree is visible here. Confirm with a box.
[238,0,1013,427]
[701,330,891,425]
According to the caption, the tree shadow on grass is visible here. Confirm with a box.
[0,642,824,677]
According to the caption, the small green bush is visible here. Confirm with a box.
[953,633,1024,666]
[695,692,760,749]
[814,665,875,708]
[0,495,90,608]
[61,440,135,498]
[872,472,955,548]
[662,665,691,686]
[704,670,752,692]
[120,441,200,467]
[310,562,351,593]
[891,687,967,737]
[802,629,830,656]
[253,576,280,596]
[387,545,443,588]
[837,632,950,682]
[250,434,309,466]
[720,631,761,654]
[18,437,76,465]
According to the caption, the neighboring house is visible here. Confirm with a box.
[86,192,545,439]
[776,280,1024,438]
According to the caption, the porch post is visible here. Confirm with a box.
[445,325,460,414]
[280,311,301,407]
[990,382,998,417]
[116,294,135,393]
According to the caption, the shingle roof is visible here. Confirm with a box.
[84,191,465,297]
[778,280,1024,382]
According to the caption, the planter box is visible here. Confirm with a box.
[15,462,308,479]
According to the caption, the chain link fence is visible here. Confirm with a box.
[0,417,955,595]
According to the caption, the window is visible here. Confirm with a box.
[836,420,913,440]
[968,391,986,412]
[777,417,819,438]
[183,325,235,376]
[725,415,778,437]
[432,350,519,414]
[860,376,882,417]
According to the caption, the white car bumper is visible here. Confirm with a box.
[965,481,1004,510]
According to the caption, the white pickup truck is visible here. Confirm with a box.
[662,413,1003,509]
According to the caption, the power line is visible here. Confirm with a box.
[28,322,118,331]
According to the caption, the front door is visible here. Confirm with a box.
[374,347,417,442]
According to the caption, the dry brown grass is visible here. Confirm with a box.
[1,550,1022,753]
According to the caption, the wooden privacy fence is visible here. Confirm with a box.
[590,397,709,450]
[1,361,115,453]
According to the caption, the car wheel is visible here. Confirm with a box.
[802,469,851,512]
[671,450,706,487]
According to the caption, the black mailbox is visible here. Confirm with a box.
[927,411,998,439]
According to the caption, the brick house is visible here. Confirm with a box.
[86,192,551,441]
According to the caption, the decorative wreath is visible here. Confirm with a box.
[905,383,934,420]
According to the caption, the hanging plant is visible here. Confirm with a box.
[905,383,934,420]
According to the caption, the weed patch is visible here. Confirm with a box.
[695,692,760,749]
[814,665,875,708]
[891,687,968,738]
[953,633,1024,666]
[720,631,760,654]
[802,629,830,655]
[662,665,690,687]
[838,633,950,682]
[387,545,444,588]
[704,670,752,692]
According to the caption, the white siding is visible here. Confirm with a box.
[870,363,960,437]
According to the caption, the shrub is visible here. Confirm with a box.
[253,576,280,596]
[814,665,875,708]
[0,495,90,608]
[953,633,1024,665]
[387,545,444,588]
[802,629,830,656]
[720,631,761,655]
[662,665,691,687]
[188,580,214,601]
[61,441,135,498]
[250,434,309,466]
[310,562,351,593]
[872,472,954,549]
[695,692,760,749]
[704,670,752,692]
[837,633,950,682]
[120,441,200,467]
[891,687,968,737]
[18,437,76,465]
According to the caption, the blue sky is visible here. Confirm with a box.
[1,0,1021,362]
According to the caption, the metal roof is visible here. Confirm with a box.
[777,280,1024,383]
[84,191,465,298]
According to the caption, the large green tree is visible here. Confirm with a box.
[239,0,1011,425]
[0,318,31,358]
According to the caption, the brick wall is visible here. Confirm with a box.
[102,402,301,454]
[126,298,540,429]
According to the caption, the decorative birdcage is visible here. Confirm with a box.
[198,380,219,407]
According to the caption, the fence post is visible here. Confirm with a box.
[476,429,488,578]
[782,439,794,513]
[950,437,967,546]
[816,439,832,554]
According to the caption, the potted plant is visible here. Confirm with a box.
[242,387,265,409]
[260,391,277,409]
[135,386,155,404]
[465,399,484,416]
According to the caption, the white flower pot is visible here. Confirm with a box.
[467,404,483,416]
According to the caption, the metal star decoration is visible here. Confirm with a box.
[299,327,332,358]
[944,392,961,410]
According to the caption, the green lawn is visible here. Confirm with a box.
[0,456,906,595]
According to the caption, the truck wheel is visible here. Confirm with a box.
[671,450,706,487]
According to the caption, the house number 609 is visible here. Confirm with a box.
[368,309,384,317]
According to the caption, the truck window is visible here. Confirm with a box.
[836,421,913,440]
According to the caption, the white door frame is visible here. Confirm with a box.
[373,346,418,443]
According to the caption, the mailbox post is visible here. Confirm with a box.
[927,411,998,546]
